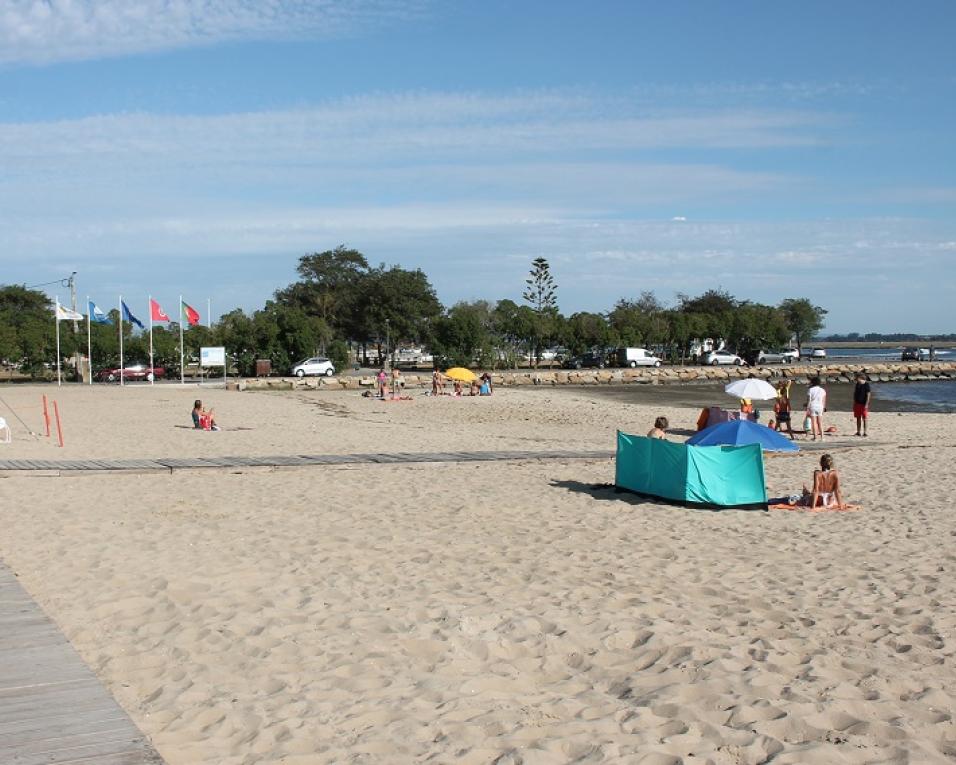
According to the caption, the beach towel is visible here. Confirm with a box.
[769,502,861,513]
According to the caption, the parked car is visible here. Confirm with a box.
[704,349,745,366]
[756,348,796,364]
[95,364,166,382]
[811,348,827,359]
[901,347,929,361]
[563,351,607,369]
[617,347,663,368]
[292,357,336,377]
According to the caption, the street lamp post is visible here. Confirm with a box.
[385,319,390,370]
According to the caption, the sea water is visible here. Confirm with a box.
[824,347,954,361]
[871,380,956,413]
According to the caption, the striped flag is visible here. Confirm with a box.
[181,300,200,327]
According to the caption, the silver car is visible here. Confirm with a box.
[757,349,795,364]
[704,349,744,366]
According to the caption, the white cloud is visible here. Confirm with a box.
[0,0,424,66]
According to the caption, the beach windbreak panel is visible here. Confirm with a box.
[615,432,767,510]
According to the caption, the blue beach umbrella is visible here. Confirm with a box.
[686,418,799,452]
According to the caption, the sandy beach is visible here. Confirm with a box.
[1,382,954,763]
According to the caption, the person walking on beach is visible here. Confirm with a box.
[377,368,387,398]
[853,372,872,437]
[805,376,827,441]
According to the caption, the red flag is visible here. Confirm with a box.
[150,298,170,322]
[182,301,200,327]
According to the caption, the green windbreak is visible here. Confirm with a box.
[616,431,767,510]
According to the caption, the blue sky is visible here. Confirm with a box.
[1,0,954,334]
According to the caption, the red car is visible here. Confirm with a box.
[95,364,166,382]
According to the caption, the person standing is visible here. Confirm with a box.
[853,372,872,437]
[774,382,795,440]
[805,376,827,441]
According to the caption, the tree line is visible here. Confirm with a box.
[1,246,828,377]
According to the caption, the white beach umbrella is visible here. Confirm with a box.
[724,378,778,400]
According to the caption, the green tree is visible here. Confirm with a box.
[362,265,443,364]
[432,301,495,368]
[0,285,65,377]
[728,303,790,361]
[522,257,559,365]
[276,245,370,341]
[218,309,257,376]
[780,298,827,355]
[493,299,537,368]
[563,312,612,355]
[679,289,737,342]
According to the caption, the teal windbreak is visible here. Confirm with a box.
[615,431,767,510]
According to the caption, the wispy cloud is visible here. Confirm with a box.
[0,0,425,66]
[0,91,825,221]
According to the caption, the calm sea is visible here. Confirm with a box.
[823,346,954,361]
[871,380,956,413]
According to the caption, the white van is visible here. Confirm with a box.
[618,347,662,368]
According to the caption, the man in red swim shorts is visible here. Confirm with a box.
[853,372,872,436]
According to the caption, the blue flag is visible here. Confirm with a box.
[121,300,144,329]
[88,300,111,324]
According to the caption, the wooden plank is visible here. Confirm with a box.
[0,564,165,765]
[0,449,616,474]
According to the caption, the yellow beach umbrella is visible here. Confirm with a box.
[444,367,478,382]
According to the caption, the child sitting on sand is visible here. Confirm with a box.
[647,416,669,439]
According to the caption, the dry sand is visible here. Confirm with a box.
[1,382,954,764]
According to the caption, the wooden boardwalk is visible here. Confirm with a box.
[0,448,614,473]
[0,564,165,765]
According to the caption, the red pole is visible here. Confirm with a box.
[42,395,50,437]
[53,400,64,448]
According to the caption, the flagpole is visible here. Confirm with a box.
[55,297,62,387]
[119,296,124,387]
[179,295,185,385]
[148,296,154,386]
[86,295,92,385]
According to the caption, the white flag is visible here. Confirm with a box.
[55,302,84,321]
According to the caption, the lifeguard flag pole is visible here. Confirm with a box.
[148,296,154,386]
[118,296,124,387]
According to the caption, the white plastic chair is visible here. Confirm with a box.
[0,416,10,444]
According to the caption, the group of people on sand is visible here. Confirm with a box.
[431,370,493,397]
[370,367,411,400]
[647,412,848,510]
[766,372,872,441]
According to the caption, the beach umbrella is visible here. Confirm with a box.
[444,367,478,382]
[724,378,778,400]
[686,419,799,452]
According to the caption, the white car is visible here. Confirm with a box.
[619,347,663,367]
[704,349,745,366]
[292,357,335,377]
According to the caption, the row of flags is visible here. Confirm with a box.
[57,298,202,329]
[52,296,206,387]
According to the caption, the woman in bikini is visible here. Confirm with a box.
[801,453,844,509]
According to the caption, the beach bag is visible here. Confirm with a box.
[803,412,812,431]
